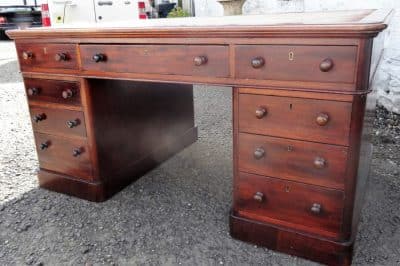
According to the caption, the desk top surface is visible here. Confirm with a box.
[7,9,392,39]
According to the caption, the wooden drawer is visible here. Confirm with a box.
[234,172,344,239]
[238,93,352,146]
[235,45,357,84]
[80,44,229,78]
[29,106,86,138]
[16,43,78,71]
[238,133,348,190]
[24,78,81,106]
[34,133,92,180]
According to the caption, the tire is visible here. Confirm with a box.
[0,29,10,40]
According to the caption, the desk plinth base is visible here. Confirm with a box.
[38,126,198,202]
[230,212,353,266]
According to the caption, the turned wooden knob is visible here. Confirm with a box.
[33,113,46,123]
[311,203,322,214]
[92,53,106,62]
[314,157,326,169]
[72,148,83,157]
[251,57,265,68]
[66,119,79,128]
[319,58,334,72]
[27,87,39,96]
[255,107,267,119]
[194,56,207,66]
[22,51,33,60]
[316,113,329,126]
[254,148,265,160]
[55,53,68,62]
[62,89,75,99]
[40,142,49,150]
[253,192,264,202]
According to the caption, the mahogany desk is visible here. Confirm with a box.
[7,9,392,265]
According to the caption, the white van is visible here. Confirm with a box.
[47,0,151,24]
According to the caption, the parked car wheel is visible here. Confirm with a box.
[0,29,9,40]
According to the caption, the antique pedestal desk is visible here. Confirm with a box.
[7,9,392,265]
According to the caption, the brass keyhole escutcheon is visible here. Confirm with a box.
[288,51,294,61]
[285,185,290,192]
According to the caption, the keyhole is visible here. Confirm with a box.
[285,186,290,192]
[289,51,294,61]
[289,103,293,110]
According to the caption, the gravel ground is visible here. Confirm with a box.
[0,40,399,266]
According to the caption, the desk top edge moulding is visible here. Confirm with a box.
[6,9,392,266]
[7,9,392,38]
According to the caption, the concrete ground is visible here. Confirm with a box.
[0,40,399,266]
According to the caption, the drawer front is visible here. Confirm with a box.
[235,45,357,84]
[16,43,78,70]
[29,106,86,138]
[238,133,348,190]
[24,78,81,106]
[238,93,352,146]
[80,44,229,78]
[234,172,344,239]
[34,133,92,179]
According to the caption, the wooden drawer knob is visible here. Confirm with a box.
[319,58,334,72]
[22,51,33,60]
[314,157,326,169]
[253,192,264,202]
[251,57,265,68]
[27,87,39,96]
[40,142,49,150]
[62,89,75,99]
[255,107,267,119]
[72,147,83,157]
[55,53,68,62]
[194,56,207,66]
[33,113,46,123]
[66,119,80,128]
[311,203,322,214]
[92,53,106,62]
[254,148,265,160]
[316,113,329,126]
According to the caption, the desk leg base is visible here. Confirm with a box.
[38,170,105,202]
[230,212,353,266]
[38,126,198,202]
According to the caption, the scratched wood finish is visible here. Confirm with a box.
[29,106,87,138]
[16,43,78,70]
[234,172,345,240]
[80,44,230,78]
[235,45,358,84]
[24,78,81,106]
[34,132,92,179]
[238,133,348,190]
[238,93,353,146]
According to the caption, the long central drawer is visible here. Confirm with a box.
[80,44,230,78]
